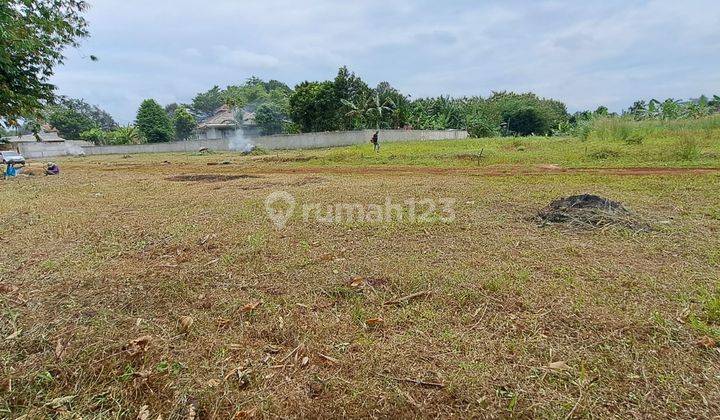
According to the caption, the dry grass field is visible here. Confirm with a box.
[1,141,720,418]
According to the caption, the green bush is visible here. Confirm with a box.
[625,132,644,145]
[573,120,593,141]
[79,127,106,144]
[107,125,143,145]
[506,106,551,136]
[282,121,301,134]
[135,99,174,143]
[589,148,621,159]
[467,117,497,138]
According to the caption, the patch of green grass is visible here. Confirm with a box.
[688,291,720,340]
[703,292,720,324]
[674,134,701,161]
[245,231,267,252]
[689,317,720,340]
[262,119,720,169]
[589,148,621,160]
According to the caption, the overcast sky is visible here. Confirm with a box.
[51,0,720,124]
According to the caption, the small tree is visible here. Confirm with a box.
[107,125,142,145]
[79,127,106,144]
[136,99,174,142]
[173,106,196,140]
[506,107,550,136]
[467,117,498,138]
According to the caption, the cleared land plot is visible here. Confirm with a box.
[1,141,720,418]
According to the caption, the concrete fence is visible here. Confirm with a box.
[80,138,229,156]
[17,140,94,159]
[14,129,468,158]
[255,129,467,150]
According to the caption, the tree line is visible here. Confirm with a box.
[6,66,720,145]
[3,2,720,145]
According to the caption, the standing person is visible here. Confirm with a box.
[371,130,380,153]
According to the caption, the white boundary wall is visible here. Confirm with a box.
[15,129,468,157]
[255,129,467,150]
[17,140,93,159]
[81,138,229,156]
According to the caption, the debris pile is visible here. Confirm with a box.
[536,194,648,231]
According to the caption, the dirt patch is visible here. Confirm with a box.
[258,155,315,163]
[166,174,261,183]
[535,194,648,231]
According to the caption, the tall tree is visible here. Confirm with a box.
[173,106,196,140]
[190,86,224,119]
[0,0,90,125]
[47,107,96,139]
[334,66,371,129]
[289,81,339,132]
[164,103,180,118]
[255,102,286,135]
[376,82,408,128]
[47,96,117,130]
[136,99,174,143]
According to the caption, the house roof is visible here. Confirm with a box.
[2,131,66,143]
[197,105,238,129]
[242,112,256,126]
[197,105,257,131]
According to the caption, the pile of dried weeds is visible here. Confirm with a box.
[536,194,648,231]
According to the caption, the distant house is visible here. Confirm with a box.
[0,125,92,158]
[2,124,66,143]
[195,105,260,140]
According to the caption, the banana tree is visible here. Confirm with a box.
[709,95,720,112]
[647,99,661,119]
[660,98,683,119]
[341,93,396,130]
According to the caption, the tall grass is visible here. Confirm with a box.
[580,115,720,141]
[574,115,720,163]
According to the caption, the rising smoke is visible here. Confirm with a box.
[228,108,256,153]
[228,130,255,153]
